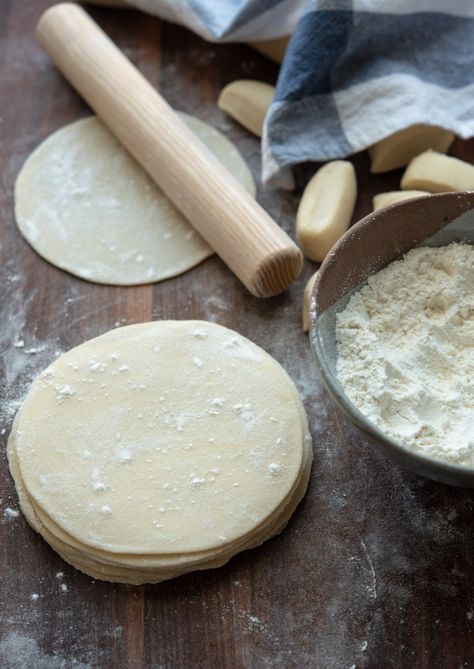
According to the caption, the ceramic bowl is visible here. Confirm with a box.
[310,191,474,487]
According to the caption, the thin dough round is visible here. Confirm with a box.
[8,321,312,583]
[14,115,255,285]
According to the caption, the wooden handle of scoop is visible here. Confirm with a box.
[36,3,303,297]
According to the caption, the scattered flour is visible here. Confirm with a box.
[336,243,474,465]
[0,277,64,438]
[0,632,91,669]
[55,385,75,400]
[268,463,283,477]
[4,508,19,519]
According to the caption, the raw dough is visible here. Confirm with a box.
[249,37,289,64]
[218,80,275,137]
[8,321,312,584]
[296,161,357,262]
[401,150,474,192]
[14,115,255,285]
[372,190,429,211]
[368,124,454,173]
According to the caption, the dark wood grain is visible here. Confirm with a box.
[1,3,474,668]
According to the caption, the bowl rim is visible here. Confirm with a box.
[309,191,474,482]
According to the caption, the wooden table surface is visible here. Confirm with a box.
[1,3,474,668]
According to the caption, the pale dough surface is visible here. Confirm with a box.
[14,115,255,285]
[11,321,310,564]
[8,434,312,583]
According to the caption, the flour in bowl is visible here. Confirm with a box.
[336,243,474,466]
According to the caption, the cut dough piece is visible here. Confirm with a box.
[369,124,454,173]
[296,161,357,263]
[401,151,474,192]
[249,37,290,63]
[8,321,312,584]
[218,80,275,137]
[14,114,255,286]
[372,190,429,211]
[302,271,318,333]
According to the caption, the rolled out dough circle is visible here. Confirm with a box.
[10,321,311,566]
[14,115,255,285]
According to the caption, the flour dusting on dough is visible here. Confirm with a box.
[15,115,255,286]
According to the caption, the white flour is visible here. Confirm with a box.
[336,243,474,465]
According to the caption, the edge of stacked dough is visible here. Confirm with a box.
[7,321,313,584]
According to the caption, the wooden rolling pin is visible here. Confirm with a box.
[36,4,303,297]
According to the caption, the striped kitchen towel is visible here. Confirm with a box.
[125,0,474,188]
[124,0,306,41]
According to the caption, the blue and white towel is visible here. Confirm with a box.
[127,0,306,41]
[126,0,474,188]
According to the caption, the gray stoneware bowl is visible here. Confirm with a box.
[310,191,474,487]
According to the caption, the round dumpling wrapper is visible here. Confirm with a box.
[12,321,310,558]
[14,115,255,285]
